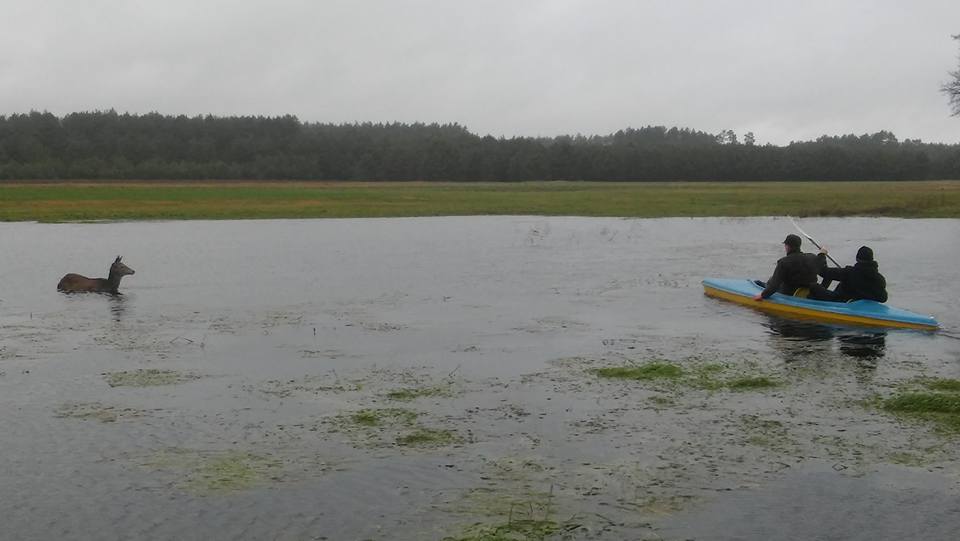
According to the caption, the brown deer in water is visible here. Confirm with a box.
[57,256,136,294]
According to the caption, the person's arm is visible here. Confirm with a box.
[819,266,845,281]
[756,262,783,300]
[816,252,828,272]
[815,249,842,278]
[876,274,888,303]
[814,251,834,289]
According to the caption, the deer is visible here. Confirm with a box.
[57,256,136,294]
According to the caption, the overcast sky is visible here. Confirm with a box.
[2,0,958,145]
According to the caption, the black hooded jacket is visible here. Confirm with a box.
[760,249,823,298]
[819,260,888,302]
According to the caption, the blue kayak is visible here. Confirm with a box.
[703,278,939,331]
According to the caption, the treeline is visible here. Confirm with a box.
[1,110,958,181]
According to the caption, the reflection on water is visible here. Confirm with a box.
[763,317,835,342]
[837,331,887,360]
[107,294,128,322]
[762,314,886,364]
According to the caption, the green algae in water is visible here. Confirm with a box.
[592,360,780,392]
[882,392,960,432]
[887,451,930,467]
[190,452,281,492]
[259,375,363,398]
[648,395,675,405]
[923,378,960,393]
[681,363,728,390]
[686,363,779,392]
[55,402,142,423]
[740,415,797,452]
[353,410,383,426]
[444,487,568,541]
[726,376,781,391]
[328,406,459,449]
[688,371,723,390]
[884,393,960,414]
[396,428,461,447]
[327,408,460,449]
[591,362,683,380]
[693,363,727,375]
[349,408,419,427]
[628,495,697,515]
[104,368,199,387]
[486,457,549,479]
[146,449,282,493]
[386,385,456,401]
[443,518,562,541]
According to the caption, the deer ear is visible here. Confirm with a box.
[115,256,122,262]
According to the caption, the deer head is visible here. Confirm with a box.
[110,256,136,277]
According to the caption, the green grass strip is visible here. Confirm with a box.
[2,180,958,222]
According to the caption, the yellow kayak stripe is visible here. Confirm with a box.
[703,285,938,331]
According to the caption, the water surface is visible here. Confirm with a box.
[1,217,957,540]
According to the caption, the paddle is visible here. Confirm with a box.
[790,217,841,268]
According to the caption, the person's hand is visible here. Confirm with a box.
[753,293,763,301]
[819,246,828,255]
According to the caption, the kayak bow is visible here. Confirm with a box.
[703,278,939,331]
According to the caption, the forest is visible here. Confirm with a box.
[0,110,958,181]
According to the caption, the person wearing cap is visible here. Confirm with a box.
[816,245,888,302]
[753,234,832,301]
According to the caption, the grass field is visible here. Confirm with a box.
[1,180,958,222]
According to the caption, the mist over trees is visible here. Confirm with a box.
[1,110,958,181]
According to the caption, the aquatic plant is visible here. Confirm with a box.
[923,378,960,393]
[886,451,932,467]
[726,376,781,391]
[349,408,419,427]
[190,452,282,492]
[684,362,782,392]
[683,363,728,390]
[396,428,460,447]
[104,368,199,387]
[885,393,960,413]
[648,395,675,407]
[386,385,456,401]
[145,449,282,494]
[882,392,960,433]
[625,495,697,515]
[592,360,781,393]
[327,408,463,449]
[444,518,562,541]
[591,362,683,380]
[442,483,585,541]
[54,402,142,423]
[740,415,797,452]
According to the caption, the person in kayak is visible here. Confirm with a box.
[753,234,834,301]
[816,245,888,302]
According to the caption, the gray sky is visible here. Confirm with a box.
[2,0,958,145]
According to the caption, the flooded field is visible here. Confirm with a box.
[1,216,958,540]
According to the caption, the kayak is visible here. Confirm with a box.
[703,278,940,331]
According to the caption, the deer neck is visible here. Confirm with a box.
[106,269,125,292]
